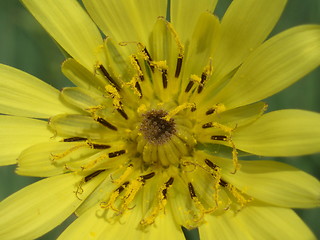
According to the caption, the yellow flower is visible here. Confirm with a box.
[0,0,320,239]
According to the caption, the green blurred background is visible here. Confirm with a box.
[0,0,319,239]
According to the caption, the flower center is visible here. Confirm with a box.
[139,109,176,145]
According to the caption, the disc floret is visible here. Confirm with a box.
[139,109,176,145]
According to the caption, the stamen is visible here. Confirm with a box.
[185,80,194,93]
[175,56,183,78]
[202,122,213,128]
[130,55,144,81]
[140,172,156,183]
[84,169,106,182]
[219,179,228,187]
[100,181,129,211]
[90,143,111,149]
[120,177,148,212]
[188,182,215,222]
[225,184,252,208]
[197,59,212,94]
[117,108,129,120]
[142,47,153,62]
[164,102,196,120]
[62,137,87,142]
[135,81,143,98]
[165,20,184,56]
[205,103,226,116]
[204,159,218,170]
[96,117,118,131]
[105,85,122,109]
[108,150,126,158]
[188,182,196,198]
[112,164,134,184]
[197,72,207,94]
[98,64,121,91]
[138,44,154,72]
[162,69,168,88]
[51,143,89,162]
[211,135,228,141]
[162,177,174,199]
[206,108,215,115]
[140,177,174,226]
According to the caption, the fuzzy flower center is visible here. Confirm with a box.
[140,109,176,145]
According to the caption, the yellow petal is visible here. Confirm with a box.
[22,0,104,70]
[61,59,107,90]
[220,159,320,208]
[171,0,217,44]
[61,87,108,112]
[0,116,52,166]
[16,142,88,177]
[83,0,167,45]
[180,12,220,92]
[199,205,316,240]
[210,25,320,109]
[0,173,104,240]
[49,114,117,139]
[0,64,77,118]
[209,0,287,83]
[233,110,320,156]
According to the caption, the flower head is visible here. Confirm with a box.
[0,0,320,239]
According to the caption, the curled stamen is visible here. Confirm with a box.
[164,102,196,121]
[140,177,174,226]
[50,142,89,162]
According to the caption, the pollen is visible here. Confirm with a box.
[139,109,176,145]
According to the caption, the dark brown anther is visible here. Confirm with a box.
[140,172,156,183]
[165,177,174,187]
[117,181,130,193]
[96,117,118,131]
[108,149,126,158]
[206,108,215,115]
[219,179,228,187]
[162,69,168,88]
[204,159,218,170]
[162,177,174,199]
[98,65,121,91]
[185,80,194,93]
[175,57,183,78]
[133,56,144,81]
[202,122,213,128]
[117,108,129,120]
[135,82,143,98]
[197,72,207,94]
[211,135,228,141]
[188,182,196,198]
[91,144,111,149]
[143,47,154,72]
[63,137,87,142]
[84,170,106,182]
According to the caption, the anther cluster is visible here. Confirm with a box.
[140,109,176,145]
